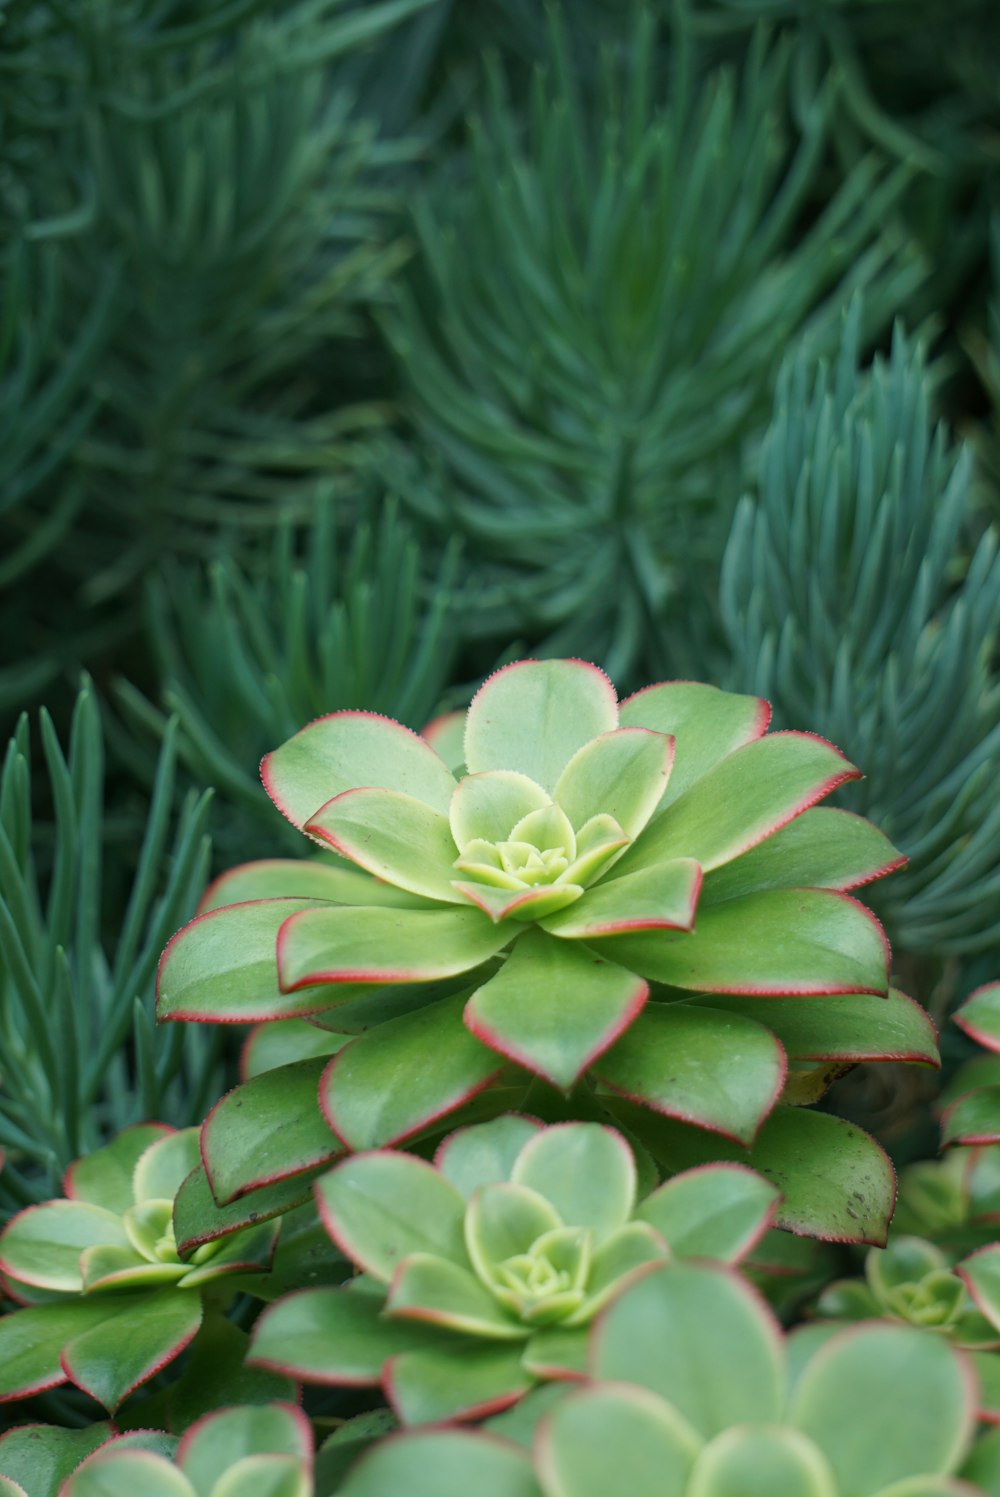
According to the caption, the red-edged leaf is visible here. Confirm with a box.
[618,681,770,808]
[701,807,906,903]
[277,905,509,991]
[540,859,702,939]
[173,1164,325,1257]
[954,984,1000,1055]
[694,989,939,1065]
[942,1090,1000,1148]
[60,1291,203,1411]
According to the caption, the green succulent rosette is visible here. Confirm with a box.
[248,1117,779,1424]
[335,1260,983,1497]
[44,1404,313,1497]
[158,659,936,1242]
[0,1126,278,1411]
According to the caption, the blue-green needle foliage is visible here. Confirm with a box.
[383,9,925,681]
[0,686,218,1216]
[721,304,1000,958]
[118,494,459,857]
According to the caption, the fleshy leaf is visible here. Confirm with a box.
[454,881,584,925]
[0,1202,128,1293]
[213,1453,309,1497]
[540,859,701,938]
[749,1107,896,1245]
[262,711,457,829]
[510,1124,635,1243]
[619,682,769,808]
[157,899,330,1023]
[941,1091,1000,1148]
[241,1019,347,1080]
[578,1222,668,1319]
[791,1324,976,1495]
[64,1126,172,1213]
[61,1291,203,1411]
[202,1058,342,1206]
[696,989,938,1065]
[0,1422,114,1495]
[539,1384,701,1497]
[133,1131,202,1205]
[64,1451,193,1497]
[450,772,552,849]
[958,1246,1000,1334]
[249,1285,438,1384]
[591,1261,785,1434]
[173,1164,322,1257]
[597,889,889,996]
[953,984,1000,1055]
[277,905,509,991]
[388,1254,525,1338]
[436,1117,543,1199]
[387,1340,535,1424]
[322,992,506,1151]
[464,660,618,793]
[317,1151,467,1281]
[465,1184,562,1287]
[336,1429,542,1497]
[636,1164,780,1263]
[702,808,905,903]
[687,1426,837,1497]
[465,930,647,1089]
[553,728,674,840]
[0,1300,122,1401]
[177,1403,311,1492]
[199,858,430,913]
[305,788,463,902]
[594,1002,785,1145]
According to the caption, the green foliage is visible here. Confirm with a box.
[721,306,1000,958]
[0,686,217,1214]
[384,10,924,677]
[119,494,459,858]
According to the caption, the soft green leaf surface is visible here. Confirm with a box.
[580,1223,668,1319]
[157,899,329,1022]
[306,788,462,902]
[200,859,428,913]
[60,1290,203,1411]
[541,859,701,938]
[173,1164,320,1258]
[178,1403,310,1493]
[250,1285,436,1384]
[0,1201,127,1292]
[212,1454,308,1497]
[687,1426,837,1497]
[203,1058,341,1206]
[959,1247,1000,1333]
[464,661,619,794]
[539,1384,701,1497]
[465,1184,562,1286]
[553,729,673,840]
[134,1130,202,1204]
[791,1325,975,1495]
[750,1108,895,1245]
[450,773,551,850]
[64,1453,192,1497]
[387,1340,535,1425]
[619,683,768,809]
[0,1478,27,1497]
[696,989,938,1065]
[465,930,647,1089]
[388,1254,525,1338]
[436,1117,543,1199]
[262,712,457,828]
[0,1300,119,1400]
[702,808,903,903]
[277,905,509,990]
[242,1019,347,1079]
[942,1090,1000,1147]
[595,1003,784,1145]
[317,1151,467,1280]
[637,1164,779,1263]
[0,1421,112,1496]
[954,984,1000,1055]
[65,1126,171,1214]
[598,889,889,996]
[455,880,584,924]
[337,1430,542,1497]
[510,1124,635,1243]
[592,1262,784,1435]
[617,732,857,877]
[322,992,505,1150]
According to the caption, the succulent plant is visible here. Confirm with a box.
[158,658,938,1243]
[335,1259,982,1497]
[0,1126,278,1411]
[817,1235,999,1345]
[248,1116,779,1424]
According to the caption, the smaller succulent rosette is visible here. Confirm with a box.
[51,1404,312,1497]
[0,1126,277,1411]
[248,1117,779,1424]
[336,1260,983,1497]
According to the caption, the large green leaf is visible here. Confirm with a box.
[277,905,509,991]
[0,1201,127,1293]
[60,1291,203,1411]
[178,1404,311,1492]
[464,661,619,794]
[388,1254,525,1338]
[64,1453,192,1497]
[336,1430,542,1497]
[322,992,507,1151]
[618,683,768,808]
[553,729,674,839]
[687,1426,836,1497]
[595,1003,785,1145]
[449,772,550,849]
[749,1108,896,1245]
[694,989,938,1065]
[596,889,889,996]
[591,1262,784,1435]
[387,1340,535,1425]
[465,931,647,1089]
[202,1059,342,1206]
[0,1423,114,1497]
[241,1019,347,1079]
[510,1124,635,1243]
[617,733,858,877]
[305,789,463,903]
[540,859,701,939]
[65,1126,172,1213]
[157,899,332,1022]
[791,1325,975,1495]
[941,1091,1000,1148]
[199,859,430,913]
[636,1164,780,1263]
[435,1117,543,1199]
[249,1286,437,1384]
[539,1384,701,1497]
[262,711,457,828]
[316,1152,467,1280]
[953,984,1000,1055]
[173,1164,322,1257]
[701,808,904,903]
[0,1300,122,1400]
